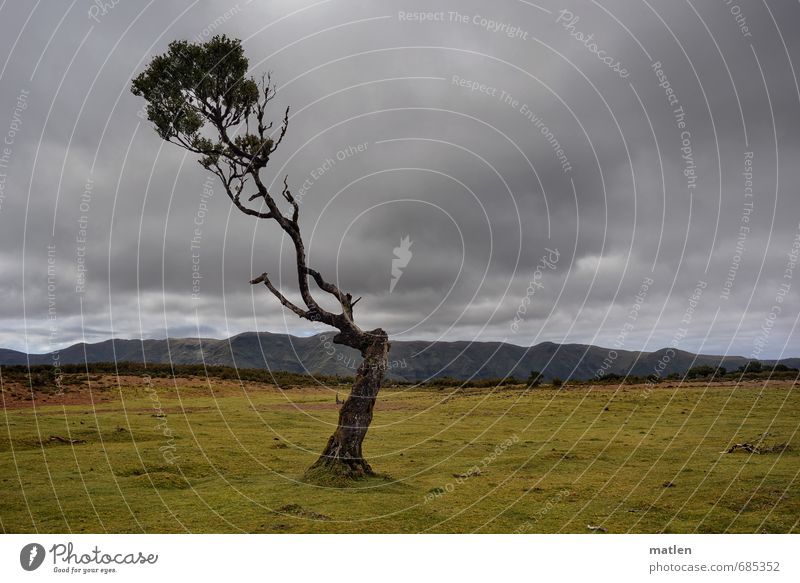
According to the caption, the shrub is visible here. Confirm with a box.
[685,365,716,379]
[738,360,762,374]
[0,362,351,389]
[772,364,798,372]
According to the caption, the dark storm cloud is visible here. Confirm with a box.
[0,0,798,359]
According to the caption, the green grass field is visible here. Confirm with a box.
[1,375,798,533]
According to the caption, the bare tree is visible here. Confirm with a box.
[132,36,389,480]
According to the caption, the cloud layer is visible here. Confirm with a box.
[0,0,798,360]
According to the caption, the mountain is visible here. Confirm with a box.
[2,332,798,382]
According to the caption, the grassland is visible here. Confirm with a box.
[1,372,797,533]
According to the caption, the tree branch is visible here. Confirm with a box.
[281,175,299,224]
[270,106,290,154]
[249,273,307,318]
[206,158,274,220]
[133,39,368,347]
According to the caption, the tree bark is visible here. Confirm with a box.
[308,328,390,478]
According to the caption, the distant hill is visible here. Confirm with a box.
[0,332,797,382]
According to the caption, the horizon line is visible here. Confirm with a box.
[1,330,797,362]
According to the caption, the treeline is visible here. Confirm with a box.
[537,360,799,388]
[0,362,353,389]
[414,360,799,390]
[412,376,523,389]
[1,359,796,392]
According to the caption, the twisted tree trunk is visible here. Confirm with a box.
[309,329,389,478]
[133,43,392,482]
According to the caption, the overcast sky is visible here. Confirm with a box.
[0,0,798,359]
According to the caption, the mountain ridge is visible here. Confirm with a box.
[1,332,798,382]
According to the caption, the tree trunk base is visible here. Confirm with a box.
[304,455,374,485]
[303,421,376,485]
[304,329,389,485]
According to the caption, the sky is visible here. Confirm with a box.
[0,0,798,359]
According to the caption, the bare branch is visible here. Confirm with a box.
[270,106,290,154]
[303,266,361,320]
[206,158,274,220]
[256,72,277,139]
[305,267,346,304]
[281,175,299,224]
[249,273,307,318]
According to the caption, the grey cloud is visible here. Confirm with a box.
[0,0,798,360]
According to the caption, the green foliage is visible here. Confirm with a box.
[738,360,763,374]
[551,377,563,388]
[772,364,797,372]
[130,35,259,155]
[597,372,624,383]
[0,362,350,390]
[527,370,542,388]
[234,133,273,157]
[685,365,717,379]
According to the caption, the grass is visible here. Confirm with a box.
[0,373,797,533]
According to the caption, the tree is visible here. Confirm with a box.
[551,377,563,388]
[685,364,715,379]
[131,36,389,480]
[527,370,542,388]
[738,360,762,374]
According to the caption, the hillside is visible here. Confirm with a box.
[1,332,797,382]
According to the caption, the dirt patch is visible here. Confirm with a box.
[725,432,791,455]
[275,504,331,521]
[540,450,583,461]
[726,442,790,454]
[260,402,340,412]
[47,435,87,445]
[452,467,482,479]
[261,399,418,413]
[1,388,117,409]
[0,374,278,410]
